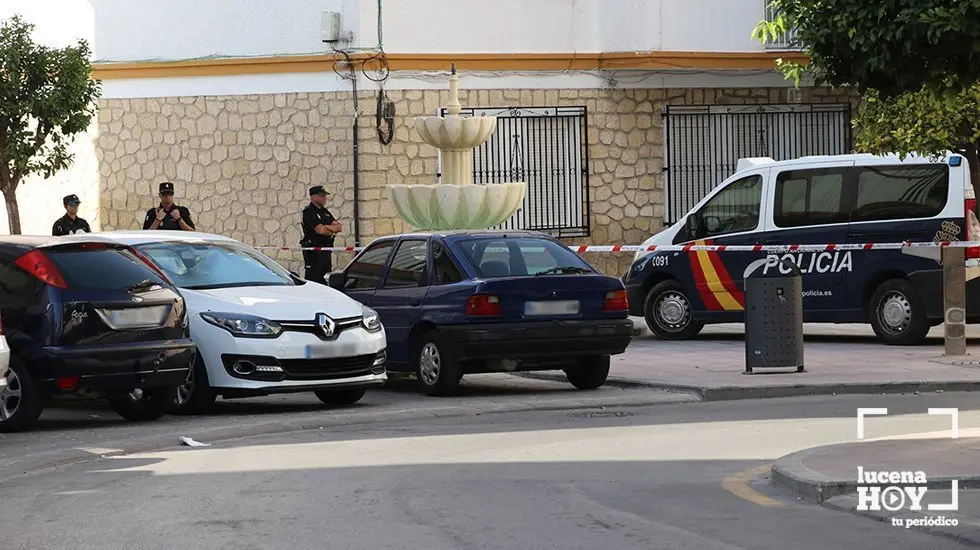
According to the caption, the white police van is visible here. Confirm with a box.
[623,152,980,345]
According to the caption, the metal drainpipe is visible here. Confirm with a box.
[352,73,361,246]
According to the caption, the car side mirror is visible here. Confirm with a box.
[327,271,346,290]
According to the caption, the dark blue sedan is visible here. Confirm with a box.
[328,230,633,396]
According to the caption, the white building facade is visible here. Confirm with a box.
[6,0,852,275]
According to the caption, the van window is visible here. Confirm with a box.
[774,169,847,227]
[852,165,949,222]
[697,175,763,238]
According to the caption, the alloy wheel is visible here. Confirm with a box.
[0,370,21,421]
[419,342,442,386]
[176,367,195,406]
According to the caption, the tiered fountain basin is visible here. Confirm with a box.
[387,181,526,230]
[385,67,527,231]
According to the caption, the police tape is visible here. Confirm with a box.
[253,241,980,253]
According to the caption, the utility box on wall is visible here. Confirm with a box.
[321,11,341,42]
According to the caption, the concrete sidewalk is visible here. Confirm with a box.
[771,430,980,545]
[526,320,980,400]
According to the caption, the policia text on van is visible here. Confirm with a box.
[624,153,980,346]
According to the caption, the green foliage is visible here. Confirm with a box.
[854,86,980,159]
[0,14,101,233]
[753,0,980,97]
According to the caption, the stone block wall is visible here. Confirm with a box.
[96,85,853,276]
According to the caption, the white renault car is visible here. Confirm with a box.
[67,231,387,414]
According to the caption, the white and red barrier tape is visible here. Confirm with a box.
[253,241,980,253]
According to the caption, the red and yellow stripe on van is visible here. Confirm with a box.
[687,239,746,311]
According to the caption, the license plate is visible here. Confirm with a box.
[305,342,360,359]
[103,306,169,328]
[524,300,580,316]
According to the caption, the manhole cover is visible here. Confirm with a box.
[567,411,636,418]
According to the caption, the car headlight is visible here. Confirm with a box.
[362,306,382,332]
[200,312,282,338]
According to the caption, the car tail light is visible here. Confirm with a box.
[14,250,67,289]
[466,294,501,317]
[126,246,172,283]
[603,290,629,311]
[966,198,980,259]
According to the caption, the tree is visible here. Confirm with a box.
[754,1,980,191]
[753,0,980,96]
[0,14,101,234]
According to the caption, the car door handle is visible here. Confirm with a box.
[410,300,420,306]
[762,238,782,244]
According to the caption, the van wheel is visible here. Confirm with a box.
[0,356,44,433]
[644,280,704,340]
[869,279,930,345]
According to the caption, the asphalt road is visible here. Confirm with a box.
[2,393,978,549]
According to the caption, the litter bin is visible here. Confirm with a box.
[744,257,804,373]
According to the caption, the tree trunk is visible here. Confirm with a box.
[4,191,21,235]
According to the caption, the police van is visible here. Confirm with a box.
[623,152,980,345]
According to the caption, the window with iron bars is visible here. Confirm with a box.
[763,2,801,51]
[437,106,591,238]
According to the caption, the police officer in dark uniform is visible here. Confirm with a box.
[143,182,195,231]
[301,185,342,284]
[52,194,92,236]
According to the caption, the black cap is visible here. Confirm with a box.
[159,182,175,194]
[63,194,80,206]
[309,185,329,196]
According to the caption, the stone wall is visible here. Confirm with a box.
[96,85,854,276]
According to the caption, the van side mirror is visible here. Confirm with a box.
[685,214,700,238]
[327,271,346,290]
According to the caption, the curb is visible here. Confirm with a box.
[519,372,980,401]
[821,495,980,546]
[770,443,980,504]
[0,391,694,483]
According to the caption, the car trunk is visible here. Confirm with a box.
[472,274,625,323]
[33,244,186,346]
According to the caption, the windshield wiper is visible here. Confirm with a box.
[127,279,157,292]
[534,266,591,276]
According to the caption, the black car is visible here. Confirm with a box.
[0,236,196,432]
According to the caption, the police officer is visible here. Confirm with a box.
[301,185,342,283]
[52,194,92,236]
[143,181,195,231]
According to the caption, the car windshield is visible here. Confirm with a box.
[454,236,593,278]
[134,241,295,290]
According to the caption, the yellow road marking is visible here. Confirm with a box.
[721,464,786,508]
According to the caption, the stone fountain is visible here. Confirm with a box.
[386,65,526,230]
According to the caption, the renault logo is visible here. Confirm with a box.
[316,313,336,338]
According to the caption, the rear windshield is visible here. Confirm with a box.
[46,247,168,290]
[455,237,592,278]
